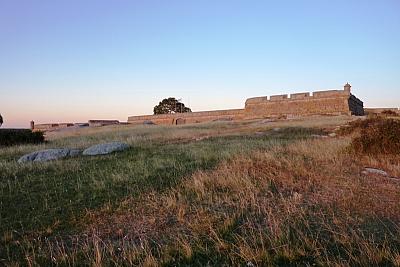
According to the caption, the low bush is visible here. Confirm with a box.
[349,118,400,155]
[381,110,399,117]
[0,129,45,146]
[337,118,382,136]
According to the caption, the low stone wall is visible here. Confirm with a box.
[128,109,244,125]
[33,123,74,132]
[88,120,120,127]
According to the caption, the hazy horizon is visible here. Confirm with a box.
[1,0,399,128]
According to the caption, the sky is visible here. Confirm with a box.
[0,0,399,128]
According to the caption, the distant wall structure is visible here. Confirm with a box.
[32,120,118,132]
[88,120,120,127]
[127,83,364,125]
[33,123,74,132]
[128,109,244,125]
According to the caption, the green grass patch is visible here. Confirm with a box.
[0,126,320,264]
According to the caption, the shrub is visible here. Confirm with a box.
[337,118,382,136]
[381,110,399,117]
[0,129,45,146]
[350,118,400,155]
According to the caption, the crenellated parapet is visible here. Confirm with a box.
[244,84,363,118]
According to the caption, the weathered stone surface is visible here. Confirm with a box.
[82,142,129,156]
[18,149,81,163]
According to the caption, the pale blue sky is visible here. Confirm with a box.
[1,0,399,127]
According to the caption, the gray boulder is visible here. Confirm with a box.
[18,148,81,163]
[82,142,129,156]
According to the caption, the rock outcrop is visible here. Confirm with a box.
[18,148,81,163]
[82,142,129,156]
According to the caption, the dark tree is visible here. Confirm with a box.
[0,114,3,127]
[153,98,192,115]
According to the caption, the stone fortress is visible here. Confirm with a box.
[127,83,365,125]
[33,83,399,132]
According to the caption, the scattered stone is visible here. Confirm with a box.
[273,127,281,132]
[18,148,81,163]
[361,168,388,177]
[328,133,337,137]
[82,142,129,156]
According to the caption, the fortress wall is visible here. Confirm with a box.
[245,96,268,105]
[34,123,74,131]
[244,95,351,119]
[88,120,120,127]
[290,92,310,99]
[244,89,355,119]
[128,109,244,125]
[270,94,288,101]
[128,85,365,125]
[312,90,347,98]
[348,95,365,116]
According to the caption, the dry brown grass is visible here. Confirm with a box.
[62,137,400,266]
[3,115,398,266]
[337,117,400,155]
[45,115,354,142]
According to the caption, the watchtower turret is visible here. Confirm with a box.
[344,82,351,93]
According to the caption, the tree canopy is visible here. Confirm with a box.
[0,114,3,127]
[153,98,192,115]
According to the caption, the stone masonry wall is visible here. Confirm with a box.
[128,109,244,125]
[245,89,364,119]
[33,123,74,132]
[127,86,364,125]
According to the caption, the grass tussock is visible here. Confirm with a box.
[339,117,400,155]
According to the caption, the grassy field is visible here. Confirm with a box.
[1,116,399,266]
